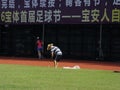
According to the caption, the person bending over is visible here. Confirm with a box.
[47,43,62,68]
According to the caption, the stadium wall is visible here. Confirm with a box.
[0,24,120,61]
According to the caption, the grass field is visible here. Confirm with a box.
[0,64,120,90]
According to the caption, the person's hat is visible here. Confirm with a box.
[47,43,53,50]
[37,37,39,39]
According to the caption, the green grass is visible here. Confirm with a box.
[0,64,120,90]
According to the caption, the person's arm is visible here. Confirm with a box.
[36,40,38,46]
[51,52,54,58]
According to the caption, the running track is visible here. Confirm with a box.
[0,57,120,71]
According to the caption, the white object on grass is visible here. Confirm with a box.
[63,65,80,69]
